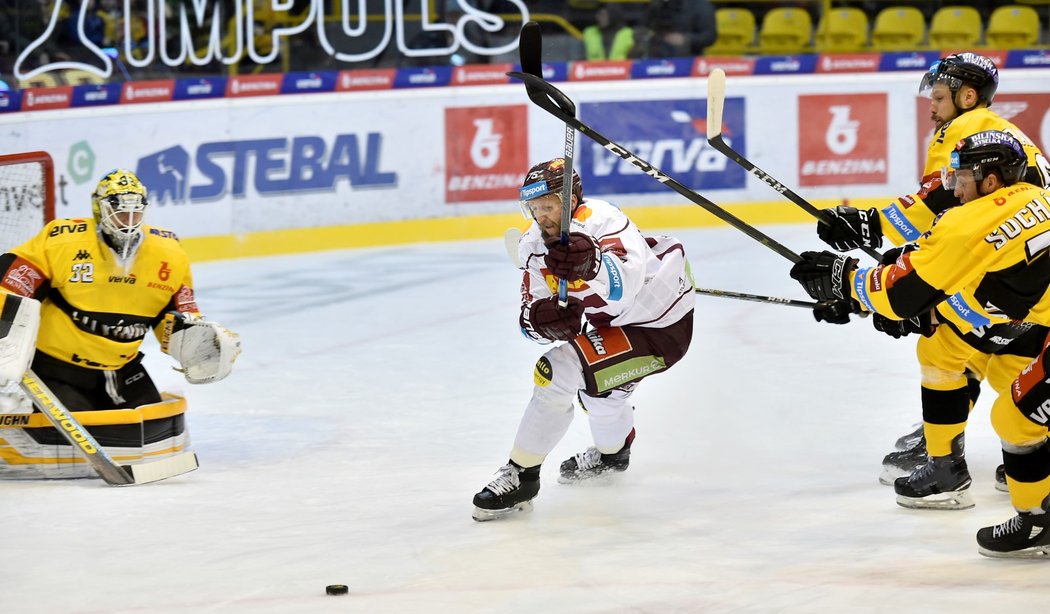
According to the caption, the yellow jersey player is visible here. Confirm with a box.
[816,53,1050,499]
[791,130,1050,558]
[0,168,240,479]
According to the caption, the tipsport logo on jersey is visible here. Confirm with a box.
[135,133,397,205]
[578,98,745,195]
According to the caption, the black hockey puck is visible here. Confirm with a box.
[325,584,349,596]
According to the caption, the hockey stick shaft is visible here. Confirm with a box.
[694,287,817,308]
[705,69,883,262]
[21,369,134,485]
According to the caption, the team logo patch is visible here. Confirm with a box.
[576,328,632,365]
[533,356,553,387]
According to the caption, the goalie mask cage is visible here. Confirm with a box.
[0,151,55,252]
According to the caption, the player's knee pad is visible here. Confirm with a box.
[919,365,967,389]
[530,343,585,406]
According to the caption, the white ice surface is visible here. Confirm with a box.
[3,224,1049,613]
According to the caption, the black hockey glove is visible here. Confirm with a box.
[521,296,585,342]
[879,243,918,266]
[817,205,883,251]
[789,251,858,303]
[871,311,936,339]
[544,233,601,282]
[812,300,856,325]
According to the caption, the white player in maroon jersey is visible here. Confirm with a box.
[472,157,696,521]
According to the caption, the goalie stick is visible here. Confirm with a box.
[519,22,574,307]
[503,227,816,309]
[20,369,199,485]
[509,23,801,265]
[705,68,884,262]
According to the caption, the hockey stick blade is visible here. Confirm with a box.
[508,71,800,264]
[705,68,883,262]
[124,451,198,485]
[518,21,543,77]
[695,287,817,309]
[504,227,524,268]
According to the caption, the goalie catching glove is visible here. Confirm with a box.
[161,312,241,384]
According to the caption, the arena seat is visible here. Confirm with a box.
[815,7,869,53]
[706,7,757,55]
[985,5,1040,49]
[871,6,927,51]
[758,7,813,55]
[928,6,983,49]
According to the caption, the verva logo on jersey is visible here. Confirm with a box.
[799,94,888,186]
[445,105,528,203]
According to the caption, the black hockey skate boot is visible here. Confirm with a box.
[976,497,1050,558]
[995,464,1008,493]
[559,428,635,483]
[472,462,540,522]
[894,423,924,451]
[894,435,972,510]
[880,435,927,485]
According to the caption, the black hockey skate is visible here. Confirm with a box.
[976,498,1050,558]
[880,435,927,485]
[894,423,924,451]
[472,463,540,522]
[559,428,634,483]
[995,464,1008,493]
[894,454,973,510]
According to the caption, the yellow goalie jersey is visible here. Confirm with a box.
[879,107,1049,247]
[851,182,1050,330]
[0,218,199,370]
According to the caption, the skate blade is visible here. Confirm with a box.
[978,544,1050,559]
[471,500,533,522]
[895,489,974,510]
[557,470,623,485]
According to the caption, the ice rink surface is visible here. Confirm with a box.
[3,223,1050,613]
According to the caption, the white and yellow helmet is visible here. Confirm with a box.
[92,169,148,256]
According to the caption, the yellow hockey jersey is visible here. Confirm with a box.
[0,219,199,370]
[879,107,1049,247]
[851,182,1050,331]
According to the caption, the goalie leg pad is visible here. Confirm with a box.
[0,294,40,383]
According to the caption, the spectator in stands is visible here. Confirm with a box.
[633,0,716,59]
[582,4,634,61]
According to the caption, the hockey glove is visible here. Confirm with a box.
[879,243,918,266]
[872,311,936,339]
[521,296,585,342]
[817,205,883,251]
[544,233,601,282]
[812,300,855,325]
[789,250,858,303]
[161,312,242,384]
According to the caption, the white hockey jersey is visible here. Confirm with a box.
[518,198,695,342]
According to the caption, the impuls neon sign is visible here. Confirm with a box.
[14,0,529,81]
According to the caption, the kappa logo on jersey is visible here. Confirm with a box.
[799,94,888,186]
[73,250,91,261]
[579,98,745,195]
[576,327,632,365]
[445,105,528,203]
[137,133,397,205]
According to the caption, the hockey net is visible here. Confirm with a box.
[0,151,55,252]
